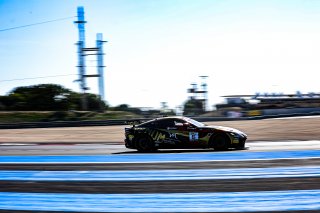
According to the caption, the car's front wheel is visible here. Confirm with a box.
[136,137,156,152]
[211,134,230,151]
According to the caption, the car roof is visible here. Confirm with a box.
[137,116,187,126]
[153,116,187,121]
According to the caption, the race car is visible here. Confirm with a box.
[124,116,247,152]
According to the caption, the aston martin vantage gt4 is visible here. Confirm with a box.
[124,116,247,152]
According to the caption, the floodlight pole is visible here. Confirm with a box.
[199,75,208,111]
[96,33,106,101]
[75,6,88,110]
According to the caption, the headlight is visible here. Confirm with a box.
[230,132,239,138]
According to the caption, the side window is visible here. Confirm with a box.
[156,120,175,129]
[173,119,196,128]
[174,119,184,126]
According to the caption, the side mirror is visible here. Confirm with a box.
[175,123,183,127]
[183,122,190,127]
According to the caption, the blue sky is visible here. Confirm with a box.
[1,0,320,109]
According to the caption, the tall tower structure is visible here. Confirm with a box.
[75,6,88,110]
[199,75,208,111]
[187,76,208,112]
[96,33,106,101]
[74,6,107,110]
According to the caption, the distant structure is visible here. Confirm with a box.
[199,75,208,110]
[75,6,87,110]
[96,33,106,101]
[75,6,106,110]
[216,91,320,117]
[187,76,208,111]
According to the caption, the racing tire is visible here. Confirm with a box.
[212,134,230,151]
[136,137,156,152]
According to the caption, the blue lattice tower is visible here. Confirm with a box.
[75,6,88,110]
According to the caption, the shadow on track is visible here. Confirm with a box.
[112,148,243,155]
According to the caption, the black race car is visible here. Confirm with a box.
[124,116,247,152]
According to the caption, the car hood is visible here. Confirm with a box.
[203,125,247,137]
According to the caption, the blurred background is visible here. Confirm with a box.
[1,0,320,122]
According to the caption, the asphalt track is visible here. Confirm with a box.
[0,140,320,212]
[1,140,320,156]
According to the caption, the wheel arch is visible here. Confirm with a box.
[208,131,232,149]
[134,132,156,152]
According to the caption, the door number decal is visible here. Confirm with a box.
[189,132,199,142]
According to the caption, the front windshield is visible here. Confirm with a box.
[185,118,205,127]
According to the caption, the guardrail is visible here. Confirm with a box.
[0,112,319,129]
[0,119,132,129]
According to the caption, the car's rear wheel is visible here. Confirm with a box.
[211,134,230,151]
[136,137,156,152]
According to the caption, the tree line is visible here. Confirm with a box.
[0,83,205,115]
[0,84,106,111]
